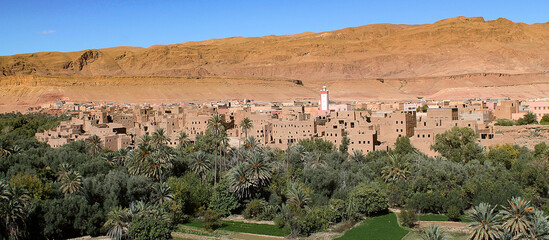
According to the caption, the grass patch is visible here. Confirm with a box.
[419,214,471,222]
[181,220,287,237]
[336,213,408,240]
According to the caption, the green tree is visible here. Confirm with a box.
[208,114,225,185]
[381,153,411,183]
[431,127,484,162]
[59,170,83,195]
[347,183,388,217]
[349,150,366,162]
[244,136,259,149]
[0,182,31,240]
[104,207,131,240]
[540,114,549,125]
[394,136,417,155]
[128,217,172,240]
[86,135,103,155]
[151,128,170,150]
[287,182,311,209]
[189,151,211,183]
[339,136,350,154]
[177,132,189,147]
[152,182,174,205]
[516,112,538,125]
[399,209,418,228]
[240,117,253,139]
[210,179,240,217]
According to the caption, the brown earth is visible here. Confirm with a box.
[1,16,549,112]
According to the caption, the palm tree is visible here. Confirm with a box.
[208,114,225,185]
[420,225,447,240]
[244,136,259,150]
[56,163,72,181]
[59,170,83,195]
[148,147,174,182]
[151,128,170,150]
[227,163,253,199]
[139,133,151,147]
[104,207,131,240]
[247,151,272,186]
[153,182,174,205]
[303,152,327,169]
[287,182,310,209]
[526,210,549,240]
[86,135,103,155]
[0,182,31,240]
[240,117,253,139]
[126,143,153,177]
[190,151,211,183]
[350,150,366,162]
[0,140,11,158]
[177,132,189,150]
[500,196,534,236]
[381,153,411,183]
[468,202,502,240]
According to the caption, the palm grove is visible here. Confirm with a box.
[1,113,549,239]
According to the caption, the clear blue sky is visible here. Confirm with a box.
[1,0,548,56]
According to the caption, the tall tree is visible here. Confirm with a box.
[381,153,411,183]
[208,114,225,185]
[86,135,103,155]
[151,128,170,150]
[104,207,131,240]
[240,117,253,139]
[59,170,83,195]
[190,151,211,183]
[0,182,31,240]
[431,127,484,163]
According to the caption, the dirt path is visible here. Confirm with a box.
[418,221,470,232]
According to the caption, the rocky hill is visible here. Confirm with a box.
[1,16,549,112]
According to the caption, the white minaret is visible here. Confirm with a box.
[319,86,329,114]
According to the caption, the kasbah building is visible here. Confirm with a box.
[35,86,549,156]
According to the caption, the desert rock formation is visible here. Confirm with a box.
[1,16,549,112]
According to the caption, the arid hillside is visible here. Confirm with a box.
[1,16,549,112]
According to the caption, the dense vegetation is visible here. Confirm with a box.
[1,113,549,239]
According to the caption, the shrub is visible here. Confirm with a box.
[399,209,418,228]
[128,217,173,240]
[203,209,222,231]
[495,119,515,126]
[259,204,279,220]
[446,205,461,221]
[541,114,549,125]
[516,112,537,125]
[210,179,240,217]
[347,183,388,217]
[244,199,264,219]
[407,191,445,213]
[274,216,286,229]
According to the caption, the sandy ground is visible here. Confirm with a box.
[2,73,549,113]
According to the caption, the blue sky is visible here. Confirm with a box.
[1,0,548,56]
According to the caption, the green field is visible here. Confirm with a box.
[336,213,409,240]
[181,220,287,237]
[419,214,471,222]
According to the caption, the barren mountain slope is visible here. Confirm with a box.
[1,16,549,112]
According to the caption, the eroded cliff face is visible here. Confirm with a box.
[2,17,549,78]
[1,16,549,112]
